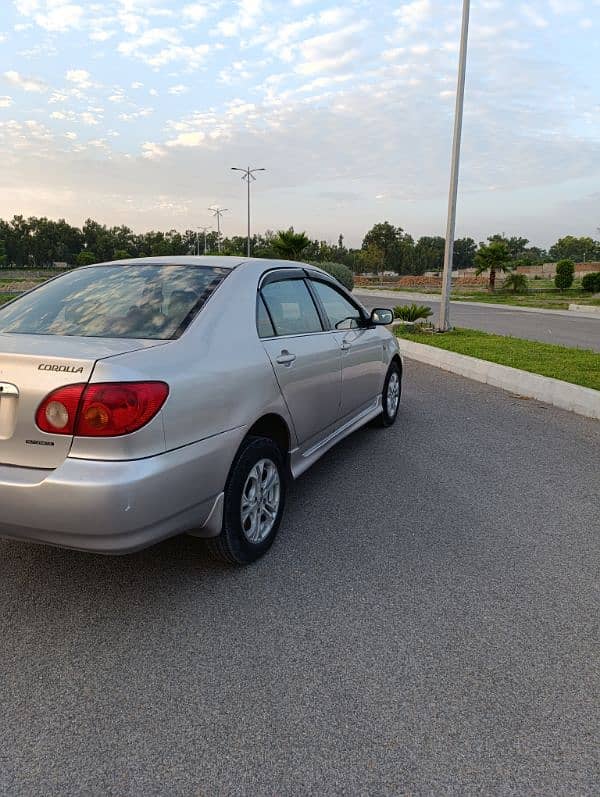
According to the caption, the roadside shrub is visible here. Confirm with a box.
[313,261,354,291]
[554,259,575,291]
[393,304,433,322]
[503,273,529,293]
[582,272,600,293]
[76,251,97,266]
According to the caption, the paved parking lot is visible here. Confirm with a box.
[1,361,599,795]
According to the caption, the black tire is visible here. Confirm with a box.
[206,436,287,565]
[374,361,402,427]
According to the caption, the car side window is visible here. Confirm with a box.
[311,280,363,330]
[261,279,323,336]
[257,295,275,338]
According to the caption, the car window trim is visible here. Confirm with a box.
[257,272,326,337]
[256,293,276,339]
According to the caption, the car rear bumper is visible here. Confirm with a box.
[0,428,242,553]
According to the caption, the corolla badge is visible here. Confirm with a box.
[38,363,85,374]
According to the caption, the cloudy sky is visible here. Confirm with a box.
[1,0,599,246]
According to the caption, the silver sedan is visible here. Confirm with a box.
[0,257,401,563]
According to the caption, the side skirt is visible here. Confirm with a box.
[289,397,382,479]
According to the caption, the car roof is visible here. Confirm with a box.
[93,256,321,272]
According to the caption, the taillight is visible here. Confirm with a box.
[36,383,86,435]
[36,382,169,437]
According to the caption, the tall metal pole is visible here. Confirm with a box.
[439,0,471,332]
[195,226,211,255]
[232,166,266,257]
[247,167,251,258]
[208,208,228,253]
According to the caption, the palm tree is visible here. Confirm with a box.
[271,227,310,261]
[475,240,513,291]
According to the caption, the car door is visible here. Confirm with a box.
[309,277,385,420]
[258,271,342,447]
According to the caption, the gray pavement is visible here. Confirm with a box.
[358,290,600,351]
[1,362,599,795]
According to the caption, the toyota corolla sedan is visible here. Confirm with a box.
[0,256,401,564]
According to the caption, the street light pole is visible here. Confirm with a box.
[195,226,211,255]
[439,0,471,332]
[231,166,266,257]
[208,207,229,253]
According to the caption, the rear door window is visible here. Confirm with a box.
[261,279,323,336]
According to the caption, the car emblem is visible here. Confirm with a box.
[38,363,85,374]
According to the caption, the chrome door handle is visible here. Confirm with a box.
[340,340,352,351]
[276,351,296,365]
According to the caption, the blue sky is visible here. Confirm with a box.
[1,0,599,246]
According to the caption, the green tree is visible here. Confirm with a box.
[361,222,414,274]
[554,259,575,291]
[549,236,598,263]
[0,238,6,267]
[271,228,311,260]
[503,272,529,293]
[475,240,513,291]
[357,243,385,275]
[453,237,477,269]
[413,236,445,273]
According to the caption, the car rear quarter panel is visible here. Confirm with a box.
[70,265,292,462]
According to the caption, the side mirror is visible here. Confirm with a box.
[370,308,393,326]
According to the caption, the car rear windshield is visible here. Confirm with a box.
[0,264,229,339]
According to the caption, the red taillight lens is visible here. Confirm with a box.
[36,382,169,437]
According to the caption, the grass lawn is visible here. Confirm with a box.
[359,282,600,310]
[395,327,600,391]
[0,293,14,306]
[451,291,595,310]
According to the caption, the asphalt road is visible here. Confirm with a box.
[1,362,599,795]
[357,290,600,352]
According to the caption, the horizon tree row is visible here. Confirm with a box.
[0,215,598,274]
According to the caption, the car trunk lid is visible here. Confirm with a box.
[0,334,164,468]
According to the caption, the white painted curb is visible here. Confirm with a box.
[397,338,600,421]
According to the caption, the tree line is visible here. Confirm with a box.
[0,215,598,274]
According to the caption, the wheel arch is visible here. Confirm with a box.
[245,412,292,461]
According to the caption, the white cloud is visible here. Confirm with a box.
[394,0,431,30]
[80,111,100,125]
[166,131,206,147]
[182,3,209,23]
[521,4,549,28]
[142,141,167,159]
[65,69,93,88]
[215,0,264,37]
[34,3,84,32]
[0,95,14,107]
[168,84,189,94]
[118,108,154,121]
[3,70,48,92]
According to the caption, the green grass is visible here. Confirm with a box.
[451,292,576,310]
[395,327,600,391]
[360,281,600,310]
[0,293,14,305]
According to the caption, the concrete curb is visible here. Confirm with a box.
[397,338,600,421]
[355,289,600,321]
[569,303,600,316]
